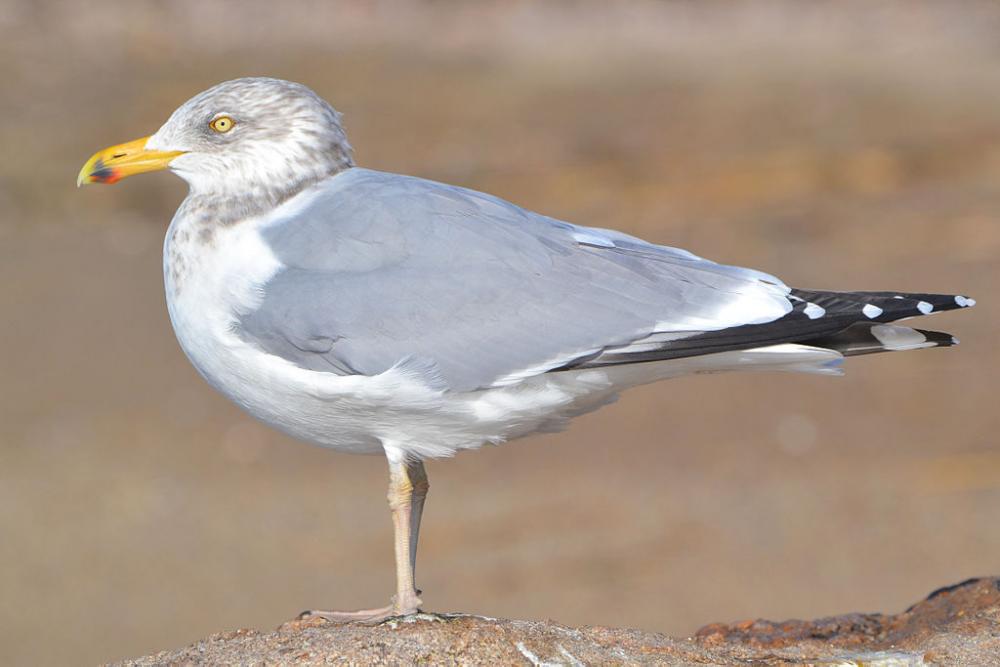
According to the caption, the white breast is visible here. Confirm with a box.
[162,210,383,449]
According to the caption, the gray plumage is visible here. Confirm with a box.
[239,168,794,392]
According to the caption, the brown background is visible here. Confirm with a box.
[2,2,998,664]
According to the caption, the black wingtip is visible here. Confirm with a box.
[900,292,976,314]
[789,289,977,324]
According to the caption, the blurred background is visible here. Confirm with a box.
[2,1,999,664]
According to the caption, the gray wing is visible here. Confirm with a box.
[240,168,794,391]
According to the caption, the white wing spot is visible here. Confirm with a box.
[955,295,976,307]
[862,304,883,319]
[916,300,933,315]
[803,302,826,319]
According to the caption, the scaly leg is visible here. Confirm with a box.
[407,460,429,588]
[299,455,429,623]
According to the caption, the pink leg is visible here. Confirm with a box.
[299,458,428,623]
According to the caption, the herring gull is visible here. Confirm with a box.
[78,77,974,622]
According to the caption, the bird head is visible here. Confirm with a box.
[77,77,354,201]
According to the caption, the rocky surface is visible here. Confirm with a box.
[117,578,1000,666]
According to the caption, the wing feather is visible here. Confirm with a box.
[239,168,795,391]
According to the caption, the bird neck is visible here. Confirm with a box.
[177,164,350,227]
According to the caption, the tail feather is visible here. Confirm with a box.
[804,323,957,357]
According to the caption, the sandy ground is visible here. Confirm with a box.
[2,2,999,664]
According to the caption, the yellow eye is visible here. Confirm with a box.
[210,116,235,133]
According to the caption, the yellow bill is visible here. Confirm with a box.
[77,136,184,186]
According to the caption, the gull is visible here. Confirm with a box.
[79,77,974,623]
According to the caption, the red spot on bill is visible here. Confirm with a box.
[89,158,122,184]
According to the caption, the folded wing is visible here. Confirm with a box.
[239,169,968,392]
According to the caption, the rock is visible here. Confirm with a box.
[115,578,1000,666]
